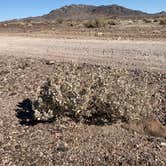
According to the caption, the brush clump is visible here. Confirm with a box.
[33,63,160,124]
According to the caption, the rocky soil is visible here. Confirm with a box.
[0,54,165,165]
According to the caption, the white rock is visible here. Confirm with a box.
[161,142,166,147]
[46,60,55,65]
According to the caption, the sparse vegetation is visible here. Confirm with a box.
[84,19,106,28]
[143,18,152,23]
[153,19,158,22]
[57,18,63,24]
[84,19,118,28]
[33,63,160,125]
[159,18,166,25]
[107,19,118,25]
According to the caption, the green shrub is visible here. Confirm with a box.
[32,64,160,125]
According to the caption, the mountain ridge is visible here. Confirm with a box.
[42,4,148,20]
[1,4,166,23]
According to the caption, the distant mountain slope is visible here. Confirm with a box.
[42,4,147,20]
[1,4,166,23]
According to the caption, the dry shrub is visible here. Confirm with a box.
[56,18,63,24]
[33,64,160,124]
[84,19,106,28]
[159,19,166,25]
[143,18,152,23]
[153,19,158,23]
[107,19,118,25]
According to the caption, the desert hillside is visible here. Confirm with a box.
[42,4,147,20]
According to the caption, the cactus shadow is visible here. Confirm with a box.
[15,98,54,126]
[15,98,37,126]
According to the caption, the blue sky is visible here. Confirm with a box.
[0,0,166,21]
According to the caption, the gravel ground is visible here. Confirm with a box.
[0,55,165,165]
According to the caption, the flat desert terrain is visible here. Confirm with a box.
[0,34,166,165]
[0,36,165,71]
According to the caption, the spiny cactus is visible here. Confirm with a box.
[33,79,57,121]
[32,63,160,124]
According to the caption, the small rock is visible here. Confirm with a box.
[0,133,4,143]
[161,142,166,147]
[46,60,55,65]
[56,142,68,152]
[0,120,3,126]
[15,144,21,150]
[9,92,17,96]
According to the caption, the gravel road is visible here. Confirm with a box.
[0,36,165,71]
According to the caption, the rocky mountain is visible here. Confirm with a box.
[156,11,166,16]
[42,4,147,20]
[2,4,166,23]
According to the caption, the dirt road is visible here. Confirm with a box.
[0,36,165,71]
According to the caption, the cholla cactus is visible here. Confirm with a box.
[33,63,160,124]
[33,79,57,121]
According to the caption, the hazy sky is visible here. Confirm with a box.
[0,0,165,21]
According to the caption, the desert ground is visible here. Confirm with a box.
[0,36,165,71]
[0,13,166,165]
[0,34,165,165]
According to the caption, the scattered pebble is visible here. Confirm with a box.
[46,60,55,65]
[161,142,166,147]
[56,142,68,152]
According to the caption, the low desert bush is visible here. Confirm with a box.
[32,63,160,125]
[56,18,63,24]
[153,19,158,23]
[107,19,118,25]
[143,18,152,23]
[159,19,166,25]
[84,19,106,28]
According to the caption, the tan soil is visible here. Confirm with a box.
[0,35,165,165]
[122,119,166,137]
[0,35,165,72]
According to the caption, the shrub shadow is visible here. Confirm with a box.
[15,98,55,126]
[16,98,37,125]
